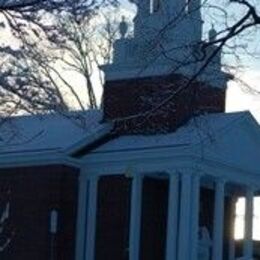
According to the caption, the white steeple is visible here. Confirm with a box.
[130,0,204,60]
[101,0,227,88]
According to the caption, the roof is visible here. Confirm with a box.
[0,109,110,155]
[1,109,260,176]
[82,111,260,178]
[92,112,250,153]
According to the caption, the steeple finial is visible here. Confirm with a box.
[119,16,128,39]
[209,24,217,42]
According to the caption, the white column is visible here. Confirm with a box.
[178,171,192,260]
[129,174,143,260]
[243,188,254,259]
[85,176,98,260]
[75,171,88,260]
[212,179,225,260]
[166,174,179,260]
[190,174,201,260]
[228,197,237,260]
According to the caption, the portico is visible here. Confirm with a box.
[75,111,260,260]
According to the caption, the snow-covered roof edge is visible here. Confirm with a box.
[64,122,113,155]
[89,111,256,154]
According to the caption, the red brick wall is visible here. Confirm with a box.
[0,165,78,260]
[103,74,226,134]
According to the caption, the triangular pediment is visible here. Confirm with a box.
[81,111,260,177]
[199,112,260,174]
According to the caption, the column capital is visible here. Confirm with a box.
[78,173,87,182]
[176,167,194,176]
[192,164,207,176]
[166,170,180,181]
[125,170,144,180]
[79,167,99,182]
[79,167,87,179]
[215,177,226,185]
[87,174,99,182]
[192,172,201,180]
[245,185,257,193]
[166,167,200,178]
[170,174,179,181]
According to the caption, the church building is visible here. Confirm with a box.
[0,0,260,260]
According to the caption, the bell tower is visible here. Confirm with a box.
[101,0,231,134]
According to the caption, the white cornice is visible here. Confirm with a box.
[81,151,260,187]
[101,62,228,89]
[0,150,80,169]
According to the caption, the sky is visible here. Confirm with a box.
[203,0,260,121]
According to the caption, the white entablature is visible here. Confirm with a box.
[81,112,260,184]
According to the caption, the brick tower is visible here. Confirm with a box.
[101,0,231,134]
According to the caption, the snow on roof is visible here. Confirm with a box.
[0,109,256,157]
[0,109,106,154]
[93,112,252,153]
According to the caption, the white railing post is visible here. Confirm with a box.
[75,170,88,260]
[166,173,179,260]
[190,174,201,260]
[129,173,143,260]
[212,179,225,260]
[85,175,98,260]
[178,171,192,260]
[243,188,254,259]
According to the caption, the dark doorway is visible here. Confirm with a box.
[95,175,131,260]
[140,177,169,260]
